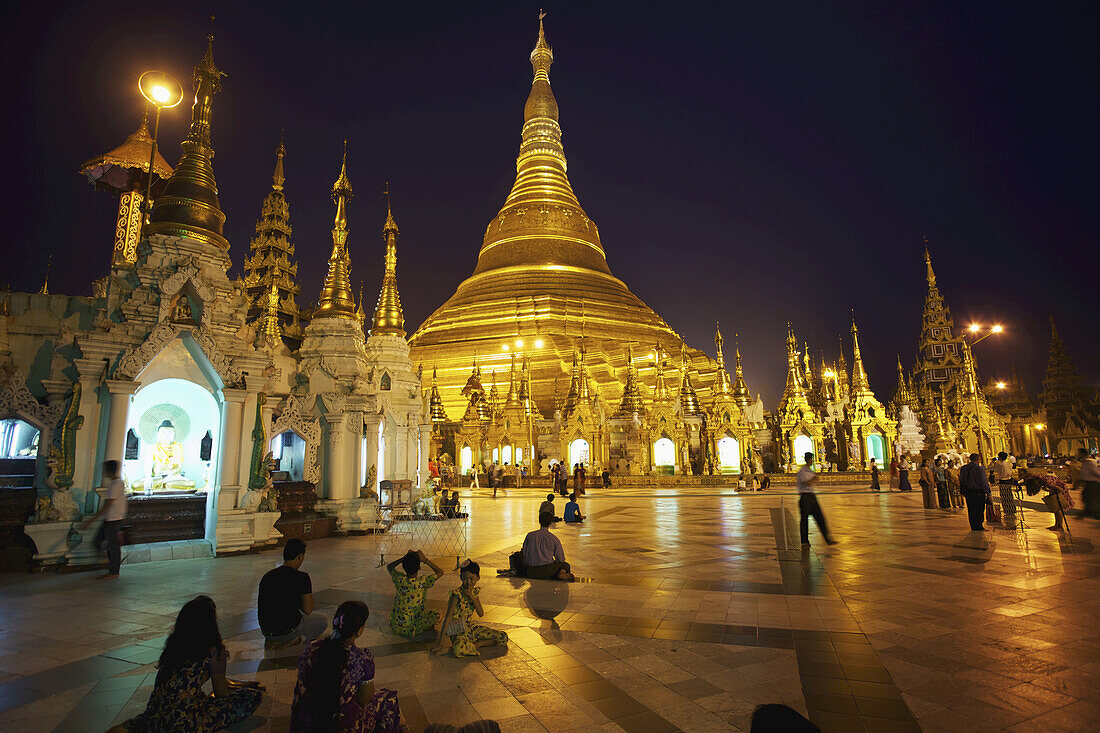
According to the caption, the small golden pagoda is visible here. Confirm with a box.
[777,324,824,468]
[243,134,304,347]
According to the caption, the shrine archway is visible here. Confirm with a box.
[865,434,885,467]
[792,434,814,465]
[654,437,676,467]
[460,446,473,474]
[717,435,740,473]
[569,438,590,468]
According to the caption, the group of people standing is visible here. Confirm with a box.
[550,461,592,496]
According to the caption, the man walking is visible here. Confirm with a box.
[81,460,127,580]
[798,453,836,546]
[1074,448,1100,518]
[959,453,992,531]
[258,539,328,647]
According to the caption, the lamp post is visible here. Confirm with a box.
[964,323,1003,464]
[137,71,183,225]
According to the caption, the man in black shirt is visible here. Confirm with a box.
[258,539,327,646]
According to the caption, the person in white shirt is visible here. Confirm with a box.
[992,452,1018,519]
[521,513,574,581]
[1074,448,1100,518]
[81,459,127,579]
[797,453,836,546]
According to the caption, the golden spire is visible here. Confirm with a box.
[893,355,911,406]
[802,342,814,390]
[732,333,752,408]
[355,285,366,325]
[262,280,281,339]
[616,343,646,416]
[315,141,357,318]
[272,130,286,191]
[505,353,521,407]
[39,254,52,296]
[923,235,936,287]
[679,342,701,416]
[713,322,734,396]
[429,367,449,422]
[784,324,805,400]
[470,11,608,278]
[370,182,406,337]
[148,34,229,249]
[563,351,581,414]
[850,317,871,394]
[578,347,592,401]
[653,343,671,402]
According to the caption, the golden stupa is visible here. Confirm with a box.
[410,16,720,417]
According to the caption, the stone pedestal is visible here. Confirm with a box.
[274,480,337,541]
[24,522,75,565]
[124,493,207,544]
[315,497,378,534]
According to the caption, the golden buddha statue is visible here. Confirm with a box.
[132,420,197,492]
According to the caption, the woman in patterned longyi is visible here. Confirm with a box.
[117,596,263,733]
[291,601,401,732]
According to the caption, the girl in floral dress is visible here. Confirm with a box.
[432,561,508,657]
[291,601,401,732]
[387,549,444,638]
[118,596,263,733]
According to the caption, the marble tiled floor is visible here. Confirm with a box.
[1,489,1098,732]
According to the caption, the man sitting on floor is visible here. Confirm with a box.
[258,539,328,647]
[563,493,584,523]
[538,493,562,522]
[522,513,574,581]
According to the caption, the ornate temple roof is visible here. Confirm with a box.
[79,110,174,192]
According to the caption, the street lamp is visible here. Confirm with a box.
[137,71,183,224]
[964,323,1004,464]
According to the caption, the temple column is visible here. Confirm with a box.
[323,414,349,499]
[237,390,261,489]
[218,389,247,502]
[395,425,410,481]
[363,415,381,490]
[102,379,140,468]
[72,360,106,499]
[419,424,432,486]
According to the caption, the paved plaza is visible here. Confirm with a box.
[1,488,1098,732]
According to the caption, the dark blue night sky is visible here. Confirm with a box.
[2,1,1096,404]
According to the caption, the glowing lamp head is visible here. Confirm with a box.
[515,339,524,348]
[534,338,544,348]
[138,70,184,108]
[996,381,1006,390]
[969,324,981,333]
[1035,423,1045,430]
[991,325,1004,333]
[501,344,509,351]
[823,369,835,379]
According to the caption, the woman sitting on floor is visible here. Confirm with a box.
[291,600,401,732]
[432,561,508,657]
[387,549,444,638]
[115,596,263,733]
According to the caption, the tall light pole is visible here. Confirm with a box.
[965,323,1003,464]
[137,71,183,225]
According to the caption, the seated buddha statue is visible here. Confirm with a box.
[131,420,197,492]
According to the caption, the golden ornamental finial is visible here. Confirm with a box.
[39,254,52,296]
[315,145,357,318]
[370,186,405,337]
[272,132,286,191]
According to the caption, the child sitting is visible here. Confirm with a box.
[563,493,584,523]
[432,561,508,657]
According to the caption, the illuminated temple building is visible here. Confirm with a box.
[1,19,1096,571]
